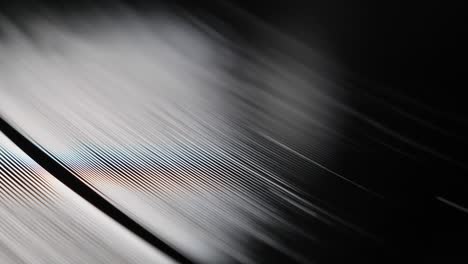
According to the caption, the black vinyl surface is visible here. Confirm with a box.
[0,1,466,263]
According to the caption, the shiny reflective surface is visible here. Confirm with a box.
[0,10,378,263]
[0,131,175,264]
[1,4,467,264]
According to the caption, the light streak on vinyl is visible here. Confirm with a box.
[0,131,175,264]
[0,8,400,263]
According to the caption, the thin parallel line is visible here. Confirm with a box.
[0,116,195,264]
[437,196,468,214]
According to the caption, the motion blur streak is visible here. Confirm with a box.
[0,131,175,264]
[0,9,376,263]
[7,3,463,263]
[1,1,468,263]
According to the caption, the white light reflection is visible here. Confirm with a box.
[0,9,347,263]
